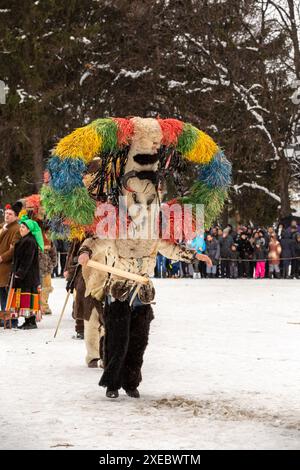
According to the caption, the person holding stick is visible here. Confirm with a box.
[42,116,231,400]
[78,237,212,399]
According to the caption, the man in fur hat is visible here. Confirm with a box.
[0,202,22,327]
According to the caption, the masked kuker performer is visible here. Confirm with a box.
[42,117,231,399]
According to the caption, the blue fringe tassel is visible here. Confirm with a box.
[49,216,70,239]
[48,156,86,193]
[198,151,232,188]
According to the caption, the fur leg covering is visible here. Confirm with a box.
[84,308,101,365]
[99,329,105,362]
[99,301,154,391]
[99,299,131,390]
[121,304,154,391]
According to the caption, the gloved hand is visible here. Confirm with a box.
[66,279,74,293]
[66,265,80,293]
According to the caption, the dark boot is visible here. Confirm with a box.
[75,332,84,339]
[125,388,140,398]
[22,316,37,330]
[106,389,119,399]
[88,358,100,368]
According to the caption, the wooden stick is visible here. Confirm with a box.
[87,260,149,285]
[5,273,15,311]
[129,283,143,307]
[54,290,71,338]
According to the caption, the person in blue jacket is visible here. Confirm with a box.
[189,232,206,279]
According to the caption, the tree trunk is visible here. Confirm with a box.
[279,152,291,217]
[31,126,44,192]
[288,0,300,79]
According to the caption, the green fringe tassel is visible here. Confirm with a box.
[40,185,61,219]
[181,181,228,228]
[90,118,118,153]
[41,185,96,225]
[49,231,68,241]
[176,123,198,155]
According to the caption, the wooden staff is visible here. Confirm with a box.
[87,260,149,285]
[5,273,15,311]
[54,290,71,338]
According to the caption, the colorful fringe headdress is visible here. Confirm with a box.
[18,194,44,221]
[41,117,232,239]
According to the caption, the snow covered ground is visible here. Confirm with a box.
[0,277,300,450]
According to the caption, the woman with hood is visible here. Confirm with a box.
[7,215,44,329]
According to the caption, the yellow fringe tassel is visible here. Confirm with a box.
[185,130,218,164]
[54,126,102,163]
[68,225,86,241]
[18,209,28,219]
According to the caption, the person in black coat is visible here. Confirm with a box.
[280,232,294,278]
[291,233,300,279]
[10,216,44,329]
[219,229,234,278]
[237,233,253,278]
[13,234,40,289]
[53,239,69,277]
[276,223,285,241]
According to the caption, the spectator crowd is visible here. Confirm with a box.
[155,220,300,280]
[1,200,299,331]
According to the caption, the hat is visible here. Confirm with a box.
[19,215,44,252]
[5,201,23,216]
[13,201,23,216]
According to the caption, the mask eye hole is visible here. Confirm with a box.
[132,193,138,203]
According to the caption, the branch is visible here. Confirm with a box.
[233,182,281,202]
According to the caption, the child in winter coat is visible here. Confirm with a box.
[205,234,220,278]
[228,244,239,279]
[268,234,281,278]
[254,243,266,278]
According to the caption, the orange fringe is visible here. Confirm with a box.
[157,118,184,146]
[112,118,134,146]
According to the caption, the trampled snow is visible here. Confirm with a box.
[0,278,299,450]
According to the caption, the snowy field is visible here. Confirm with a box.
[0,277,300,450]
